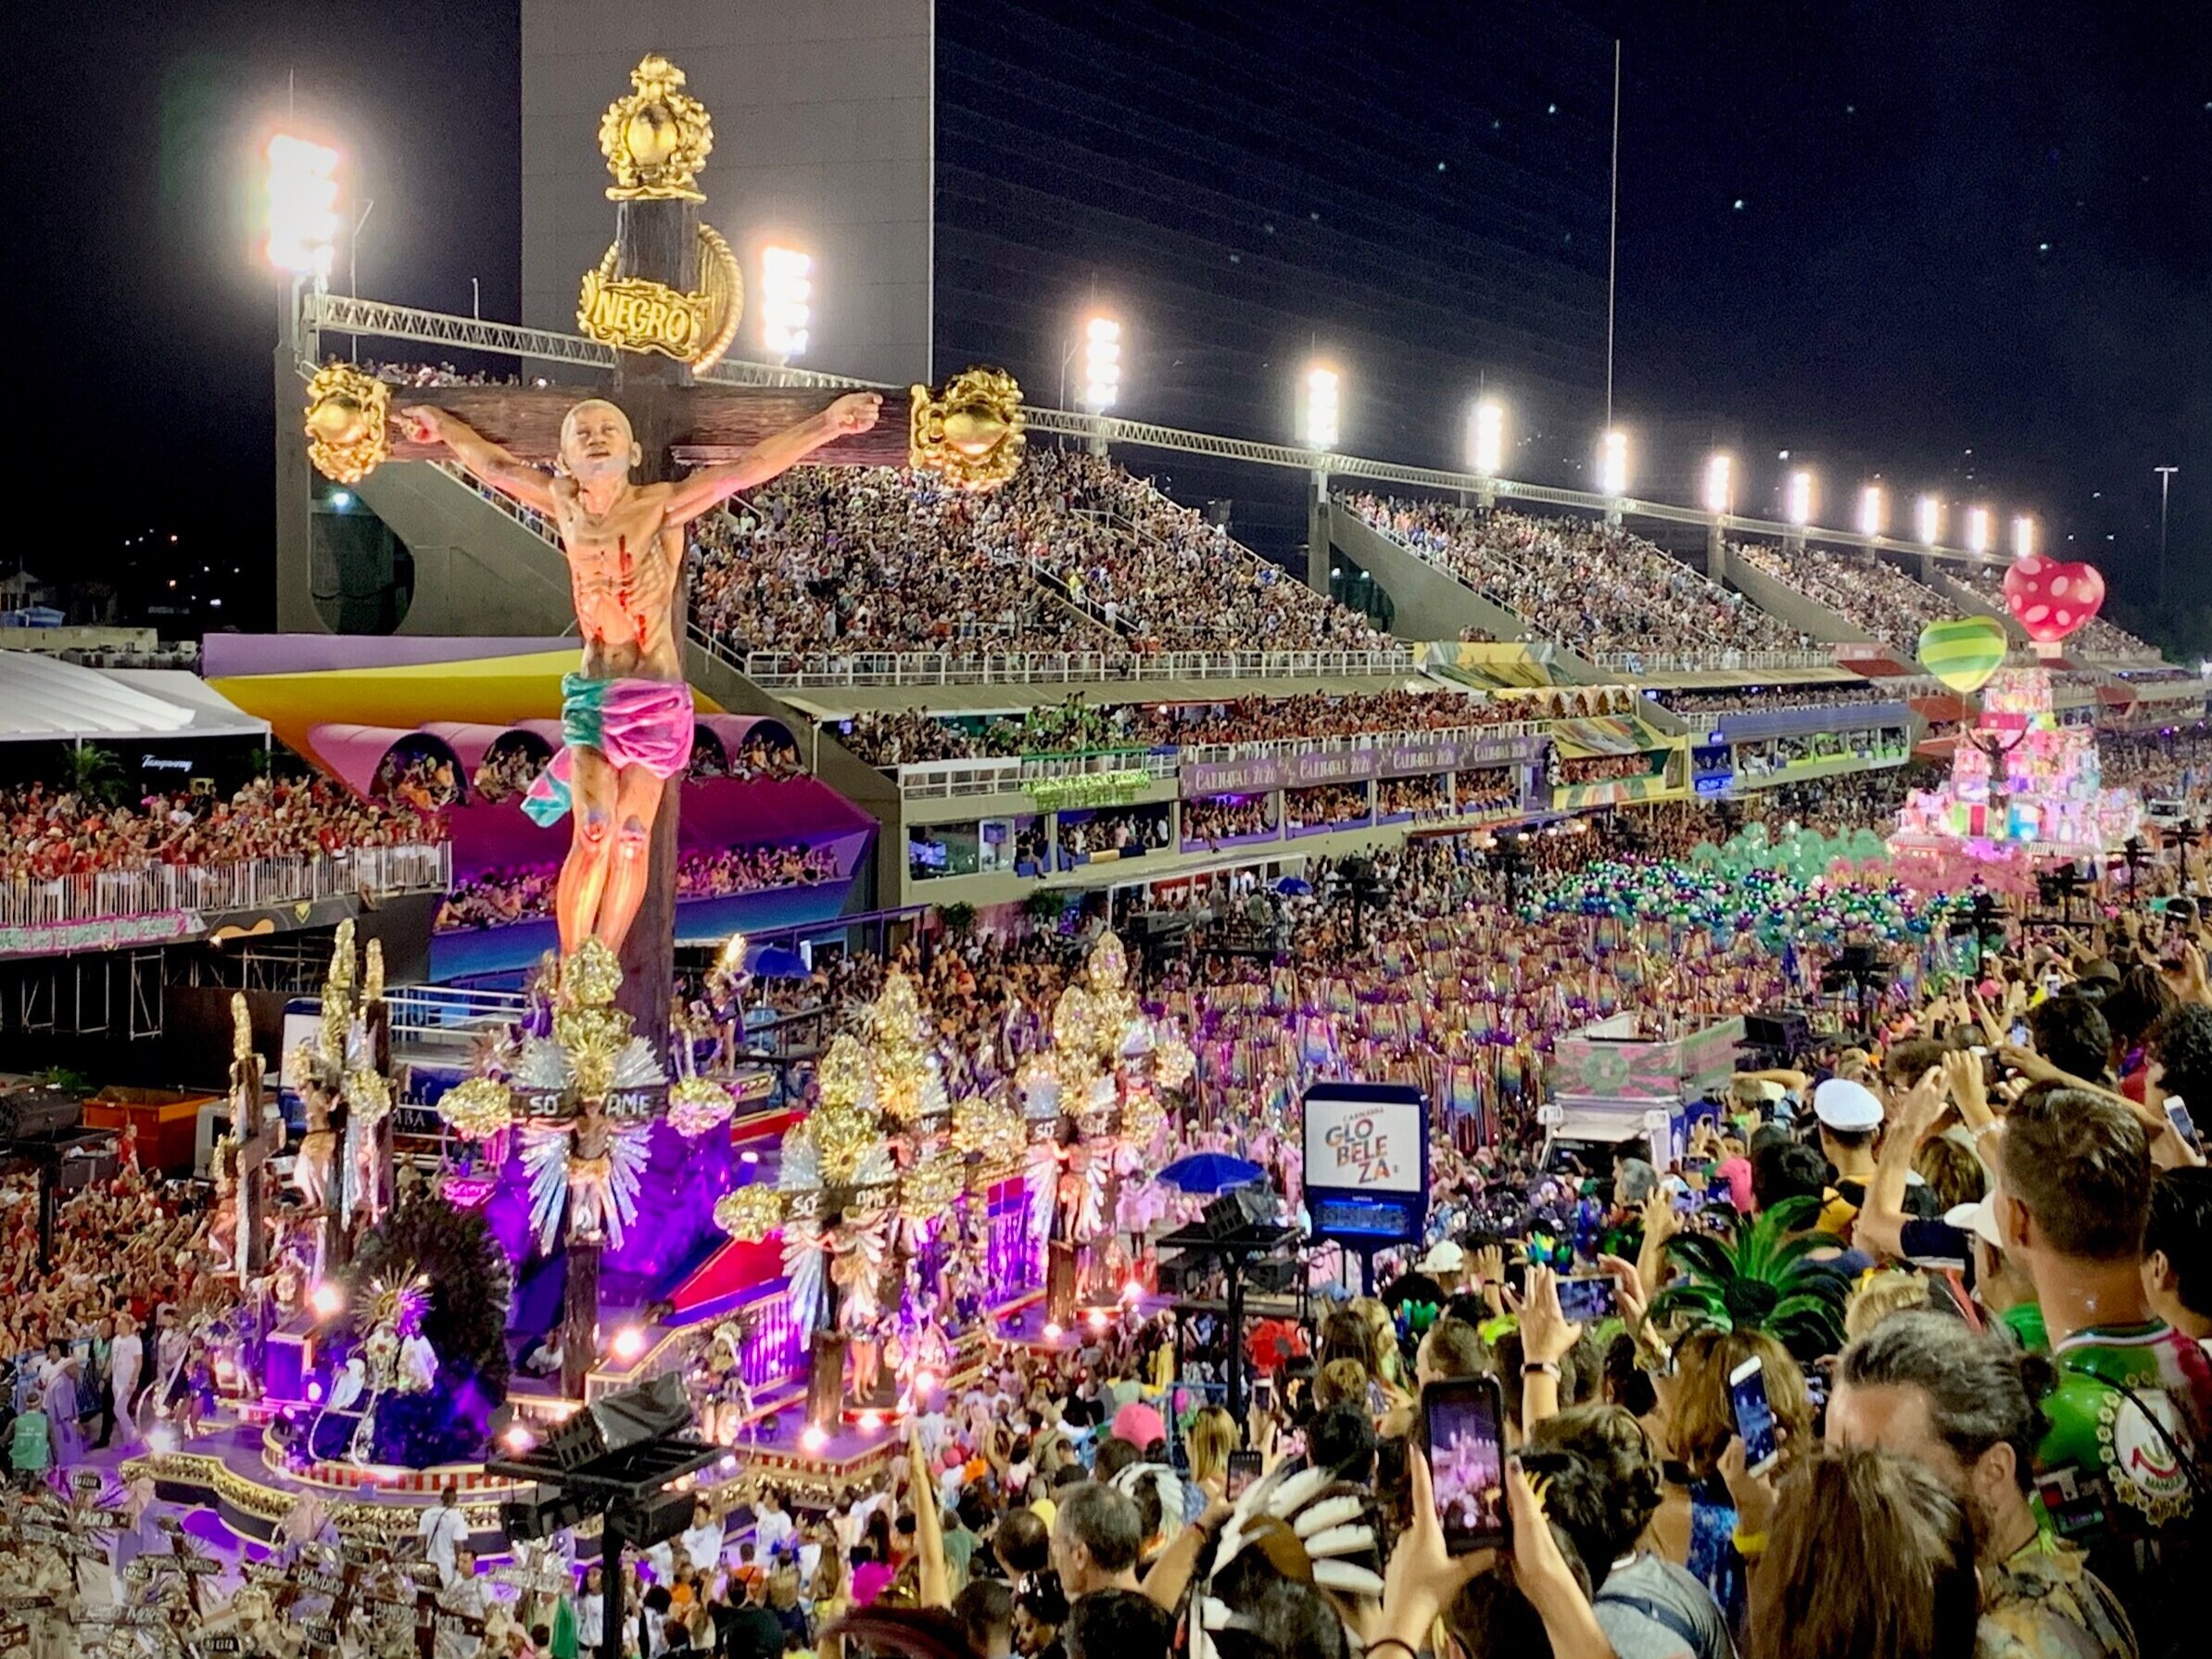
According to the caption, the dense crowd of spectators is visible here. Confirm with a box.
[839,689,1524,768]
[0,774,444,883]
[1556,752,1656,786]
[692,451,1381,666]
[1058,807,1170,862]
[1728,540,1957,649]
[1377,775,1451,817]
[1653,680,1895,718]
[1179,797,1276,847]
[1041,452,1381,651]
[1283,783,1372,830]
[434,842,838,931]
[1347,495,1810,654]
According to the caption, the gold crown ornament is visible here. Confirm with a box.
[908,368,1026,492]
[303,364,392,484]
[599,54,714,201]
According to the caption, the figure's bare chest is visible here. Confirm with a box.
[553,496,676,582]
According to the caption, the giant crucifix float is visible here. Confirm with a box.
[303,55,1024,1399]
[299,53,1024,1035]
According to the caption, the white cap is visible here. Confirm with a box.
[1418,1239,1467,1274]
[1945,1197,2003,1250]
[1814,1078,1884,1133]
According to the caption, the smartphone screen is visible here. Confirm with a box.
[1225,1450,1262,1501]
[1556,1275,1619,1324]
[2168,1096,2201,1153]
[1729,1358,1779,1474]
[1423,1377,1510,1555]
[2008,1019,2030,1046]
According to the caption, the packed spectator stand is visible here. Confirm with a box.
[1727,540,1959,649]
[1346,495,1812,655]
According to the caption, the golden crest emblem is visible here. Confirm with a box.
[598,54,714,202]
[576,222,743,369]
[302,363,391,485]
[907,367,1027,493]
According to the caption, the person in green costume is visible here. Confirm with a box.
[1995,1087,2212,1659]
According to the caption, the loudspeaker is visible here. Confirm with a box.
[500,1485,590,1543]
[539,1370,695,1472]
[609,1488,694,1551]
[1200,1195,1245,1238]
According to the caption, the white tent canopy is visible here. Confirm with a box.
[0,652,270,744]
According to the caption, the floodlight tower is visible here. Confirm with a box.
[1081,314,1121,458]
[1468,396,1504,511]
[1784,467,1814,554]
[1597,428,1629,527]
[1702,451,1734,578]
[268,132,343,632]
[1301,364,1340,595]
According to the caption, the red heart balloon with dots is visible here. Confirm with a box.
[2003,553,2105,643]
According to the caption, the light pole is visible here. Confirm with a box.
[2157,466,2179,602]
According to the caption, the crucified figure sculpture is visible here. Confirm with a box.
[399,391,881,956]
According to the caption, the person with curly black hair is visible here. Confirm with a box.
[2145,1167,2212,1342]
[2149,1003,2212,1114]
[1524,1404,1731,1659]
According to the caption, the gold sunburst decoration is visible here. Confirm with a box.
[598,54,714,201]
[667,1075,736,1138]
[714,1184,782,1244]
[303,364,391,485]
[438,1076,513,1142]
[909,367,1026,493]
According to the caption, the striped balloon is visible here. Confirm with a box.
[1916,615,2008,693]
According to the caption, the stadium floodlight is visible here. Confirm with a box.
[265,134,340,281]
[1597,429,1630,498]
[1468,397,1505,477]
[1300,366,1341,450]
[1702,452,1733,515]
[1916,494,1943,547]
[1081,315,1122,412]
[1966,505,1992,556]
[760,246,813,360]
[2012,514,2035,561]
[1857,485,1886,538]
[1786,469,1815,527]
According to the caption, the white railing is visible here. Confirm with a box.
[893,749,1179,799]
[436,462,562,547]
[891,723,1541,798]
[1587,649,1840,674]
[0,843,450,932]
[387,983,531,1043]
[892,758,1029,799]
[737,646,1419,690]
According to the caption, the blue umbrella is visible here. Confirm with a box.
[1158,1152,1266,1196]
[1275,876,1313,896]
[743,943,811,980]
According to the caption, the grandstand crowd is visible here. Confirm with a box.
[0,774,444,883]
[838,690,1535,768]
[693,452,1380,672]
[1346,497,1811,656]
[1727,541,1957,650]
[436,842,840,931]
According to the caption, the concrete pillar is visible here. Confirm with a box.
[1706,521,1729,584]
[1307,467,1332,596]
[273,281,324,633]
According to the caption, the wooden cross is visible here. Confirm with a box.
[300,54,1023,1039]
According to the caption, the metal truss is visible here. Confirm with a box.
[302,291,2006,566]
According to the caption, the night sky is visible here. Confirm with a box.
[15,2,2207,635]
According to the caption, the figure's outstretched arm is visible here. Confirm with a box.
[398,406,559,516]
[661,392,881,525]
